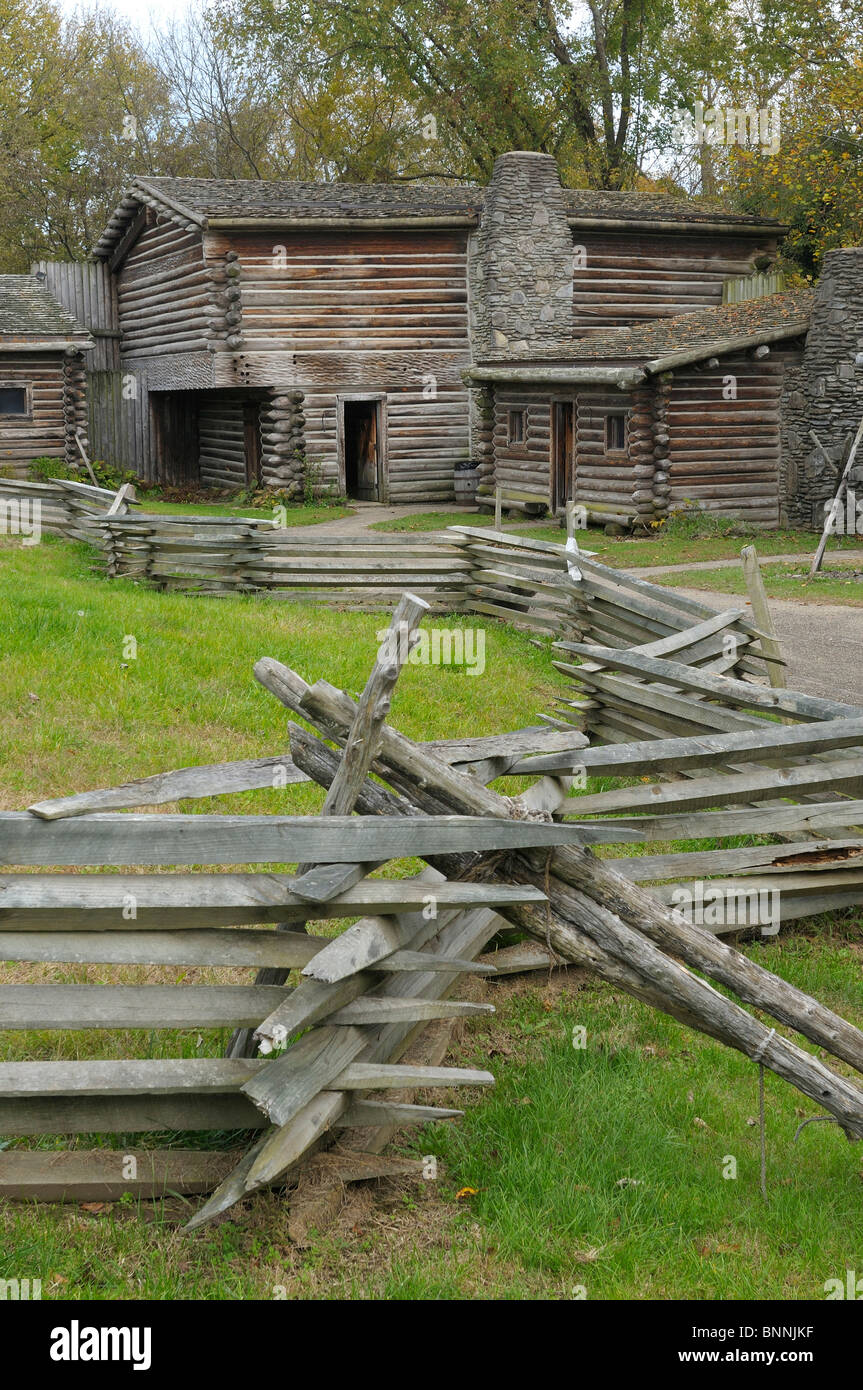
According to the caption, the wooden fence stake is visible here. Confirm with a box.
[740,545,786,693]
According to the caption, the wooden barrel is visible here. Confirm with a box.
[453,467,480,504]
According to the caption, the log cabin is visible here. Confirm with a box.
[0,275,92,479]
[470,290,814,528]
[60,151,789,508]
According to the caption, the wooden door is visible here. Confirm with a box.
[552,400,574,512]
[243,400,262,488]
[343,400,381,501]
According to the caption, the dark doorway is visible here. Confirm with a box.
[552,400,574,512]
[243,400,262,488]
[150,392,200,487]
[343,399,381,501]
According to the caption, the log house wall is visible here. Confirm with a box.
[492,387,555,500]
[665,352,794,524]
[197,395,248,491]
[574,389,636,518]
[116,213,212,360]
[205,227,472,499]
[0,353,76,477]
[571,231,778,334]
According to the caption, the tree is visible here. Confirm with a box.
[0,2,175,267]
[215,0,674,188]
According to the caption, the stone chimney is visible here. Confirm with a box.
[471,151,573,359]
[782,247,863,527]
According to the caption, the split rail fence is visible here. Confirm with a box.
[4,496,863,1227]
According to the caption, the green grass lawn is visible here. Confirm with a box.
[370,509,860,571]
[0,534,861,1300]
[652,560,863,606]
[370,510,492,533]
[137,498,353,525]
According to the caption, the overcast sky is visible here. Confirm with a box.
[59,0,199,35]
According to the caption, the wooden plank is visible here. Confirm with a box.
[516,717,863,778]
[0,984,290,1030]
[740,545,787,690]
[425,726,588,765]
[610,839,863,882]
[564,644,863,721]
[327,996,494,1024]
[336,1099,463,1127]
[289,592,430,904]
[555,665,764,733]
[628,608,749,657]
[477,940,558,974]
[0,872,539,928]
[571,800,863,840]
[241,1026,367,1125]
[0,1149,242,1202]
[330,1063,495,1089]
[0,1092,266,1135]
[567,756,863,816]
[652,870,863,905]
[0,811,594,866]
[26,755,308,819]
[0,1058,267,1097]
[374,948,496,975]
[0,928,327,967]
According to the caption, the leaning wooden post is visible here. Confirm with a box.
[494,485,502,533]
[291,589,431,898]
[810,414,863,575]
[227,592,430,1058]
[740,545,786,692]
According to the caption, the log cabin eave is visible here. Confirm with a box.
[567,216,788,237]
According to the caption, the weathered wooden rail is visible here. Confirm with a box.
[0,477,132,544]
[100,514,472,608]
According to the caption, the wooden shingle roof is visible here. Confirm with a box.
[0,275,92,346]
[469,291,813,385]
[93,171,785,258]
[555,290,814,363]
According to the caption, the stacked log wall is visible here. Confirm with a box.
[574,388,636,520]
[491,386,553,502]
[666,353,786,523]
[205,227,473,501]
[0,353,71,477]
[572,232,778,334]
[198,396,248,491]
[116,216,213,360]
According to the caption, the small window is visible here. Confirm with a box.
[508,409,526,446]
[0,387,28,416]
[606,413,627,452]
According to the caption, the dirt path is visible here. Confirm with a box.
[282,501,473,537]
[664,585,863,707]
[631,549,863,578]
